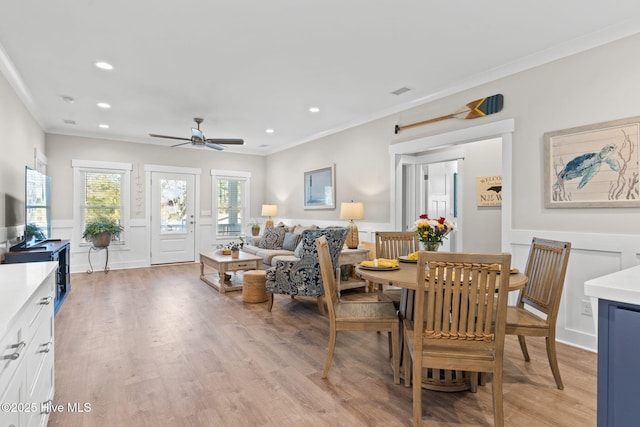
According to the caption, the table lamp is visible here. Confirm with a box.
[261,204,278,228]
[340,201,364,249]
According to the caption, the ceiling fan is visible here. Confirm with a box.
[149,117,244,150]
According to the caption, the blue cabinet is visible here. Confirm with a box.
[597,299,640,426]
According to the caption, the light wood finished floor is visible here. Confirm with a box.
[49,263,596,426]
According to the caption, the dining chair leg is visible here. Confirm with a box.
[391,323,400,385]
[412,356,423,427]
[322,329,337,379]
[403,337,411,388]
[267,294,274,312]
[546,335,564,390]
[469,372,478,393]
[517,335,531,361]
[492,367,505,427]
[316,296,326,315]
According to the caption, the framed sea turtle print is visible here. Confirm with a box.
[544,116,640,208]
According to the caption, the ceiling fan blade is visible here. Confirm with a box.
[149,133,191,141]
[171,141,191,147]
[205,142,225,151]
[206,138,244,145]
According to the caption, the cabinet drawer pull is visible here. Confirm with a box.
[236,263,248,267]
[42,341,53,353]
[40,296,53,305]
[10,341,26,360]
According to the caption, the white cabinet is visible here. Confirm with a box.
[0,262,56,427]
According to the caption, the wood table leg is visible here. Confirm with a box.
[218,265,227,293]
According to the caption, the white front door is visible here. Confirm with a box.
[151,172,196,264]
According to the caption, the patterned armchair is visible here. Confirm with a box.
[266,227,348,315]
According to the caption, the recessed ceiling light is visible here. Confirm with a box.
[99,124,110,129]
[309,107,320,113]
[95,61,113,70]
[265,128,275,134]
[97,102,111,109]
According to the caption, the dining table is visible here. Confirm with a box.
[355,261,528,392]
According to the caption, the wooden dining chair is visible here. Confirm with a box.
[375,231,420,303]
[315,236,400,384]
[506,237,571,389]
[404,251,511,427]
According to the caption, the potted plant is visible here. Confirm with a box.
[82,218,124,248]
[224,237,244,258]
[250,219,261,236]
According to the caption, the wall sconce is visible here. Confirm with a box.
[261,204,278,228]
[340,201,364,249]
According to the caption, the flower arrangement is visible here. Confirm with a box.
[413,214,455,249]
[224,236,245,252]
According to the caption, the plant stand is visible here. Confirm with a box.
[87,245,109,274]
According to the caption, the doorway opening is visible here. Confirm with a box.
[390,119,514,252]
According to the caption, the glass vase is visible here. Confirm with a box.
[422,241,441,252]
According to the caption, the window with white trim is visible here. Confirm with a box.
[211,170,251,239]
[73,160,131,246]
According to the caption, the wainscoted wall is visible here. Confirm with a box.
[510,229,640,352]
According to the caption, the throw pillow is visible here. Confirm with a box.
[258,227,286,249]
[282,232,301,251]
[292,224,318,235]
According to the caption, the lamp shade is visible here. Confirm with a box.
[340,202,364,220]
[261,204,278,217]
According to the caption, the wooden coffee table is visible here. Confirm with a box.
[200,251,262,293]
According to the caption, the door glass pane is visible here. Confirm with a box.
[160,179,187,234]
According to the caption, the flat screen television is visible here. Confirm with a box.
[24,166,51,248]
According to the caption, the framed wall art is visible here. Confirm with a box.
[476,175,502,207]
[304,164,335,210]
[544,116,640,208]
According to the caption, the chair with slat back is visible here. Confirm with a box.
[315,236,400,384]
[375,232,420,303]
[506,237,571,389]
[404,251,511,427]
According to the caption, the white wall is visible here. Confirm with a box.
[0,71,45,258]
[461,137,502,252]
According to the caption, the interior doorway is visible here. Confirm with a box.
[420,160,459,252]
[390,119,514,252]
[402,151,463,252]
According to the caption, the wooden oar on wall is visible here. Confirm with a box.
[394,94,504,134]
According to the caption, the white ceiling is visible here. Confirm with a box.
[1,1,640,155]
